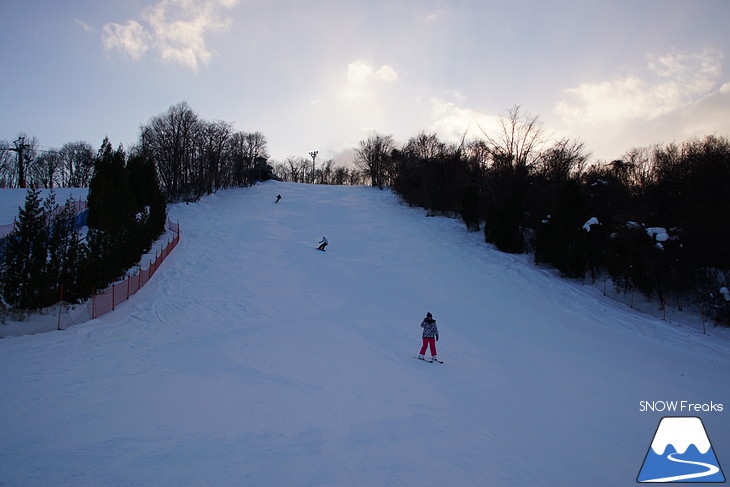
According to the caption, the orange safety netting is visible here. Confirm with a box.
[91,220,180,319]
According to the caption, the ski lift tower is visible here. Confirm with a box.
[309,150,318,184]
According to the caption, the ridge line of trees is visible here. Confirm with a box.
[354,106,730,326]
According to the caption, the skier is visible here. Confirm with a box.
[275,194,281,203]
[418,312,439,362]
[317,236,328,251]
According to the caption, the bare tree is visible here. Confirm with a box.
[0,140,14,187]
[225,131,270,187]
[245,132,269,163]
[199,120,233,196]
[403,131,445,160]
[354,133,394,188]
[619,145,659,188]
[536,138,590,184]
[279,156,307,182]
[482,105,546,168]
[315,159,335,184]
[32,149,63,188]
[59,141,94,187]
[348,168,364,186]
[139,101,202,201]
[332,166,348,185]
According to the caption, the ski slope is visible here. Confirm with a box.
[1,181,729,486]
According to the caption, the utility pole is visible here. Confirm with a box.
[309,150,318,184]
[9,136,30,188]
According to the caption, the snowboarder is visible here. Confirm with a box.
[317,236,328,251]
[275,194,281,203]
[418,312,439,362]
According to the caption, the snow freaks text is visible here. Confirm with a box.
[639,401,724,413]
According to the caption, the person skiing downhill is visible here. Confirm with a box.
[317,236,328,251]
[418,312,439,361]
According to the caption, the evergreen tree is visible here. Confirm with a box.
[545,180,589,278]
[41,191,60,305]
[482,156,529,254]
[460,184,481,232]
[1,189,48,309]
[127,154,167,246]
[46,197,89,303]
[86,138,136,288]
[87,138,134,231]
[85,139,167,291]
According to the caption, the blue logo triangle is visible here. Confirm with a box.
[638,417,725,483]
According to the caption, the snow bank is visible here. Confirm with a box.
[646,227,669,242]
[582,217,600,232]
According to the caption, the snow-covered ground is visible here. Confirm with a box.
[1,181,728,486]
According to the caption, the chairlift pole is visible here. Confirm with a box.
[309,150,318,184]
[9,136,30,188]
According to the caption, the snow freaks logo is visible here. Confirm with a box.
[637,416,725,483]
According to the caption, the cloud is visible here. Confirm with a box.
[102,20,151,60]
[428,98,500,142]
[339,60,399,100]
[676,81,730,137]
[555,48,724,125]
[74,19,96,33]
[101,0,238,72]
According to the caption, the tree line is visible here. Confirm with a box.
[0,100,298,315]
[271,156,364,185]
[0,138,95,189]
[4,101,727,324]
[354,106,730,326]
[2,101,365,198]
[137,101,276,201]
[1,101,279,201]
[0,137,166,314]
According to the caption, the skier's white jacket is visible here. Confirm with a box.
[421,320,438,338]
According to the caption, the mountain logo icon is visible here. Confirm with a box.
[637,416,725,483]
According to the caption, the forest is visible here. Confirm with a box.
[0,138,166,314]
[352,107,730,325]
[1,102,728,326]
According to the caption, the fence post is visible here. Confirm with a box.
[57,284,64,331]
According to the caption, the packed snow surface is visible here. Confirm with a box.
[1,182,728,486]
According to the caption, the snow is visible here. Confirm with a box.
[0,188,88,237]
[582,217,600,232]
[0,187,88,221]
[647,227,670,242]
[650,417,711,455]
[1,181,729,486]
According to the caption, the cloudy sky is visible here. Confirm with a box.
[2,0,729,165]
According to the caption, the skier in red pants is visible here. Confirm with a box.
[418,312,439,361]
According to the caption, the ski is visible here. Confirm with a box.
[433,359,444,364]
[415,356,433,363]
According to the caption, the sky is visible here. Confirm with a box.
[2,0,729,166]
